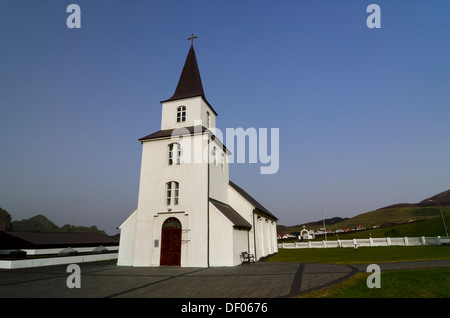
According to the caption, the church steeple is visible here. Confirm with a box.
[163,37,205,103]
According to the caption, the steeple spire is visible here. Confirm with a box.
[163,36,205,103]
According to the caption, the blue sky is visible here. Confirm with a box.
[1,1,449,235]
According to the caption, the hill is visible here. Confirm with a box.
[0,207,107,235]
[317,212,450,240]
[278,188,449,234]
[277,217,348,234]
[378,189,450,210]
[325,205,447,231]
[0,207,12,231]
[12,214,61,232]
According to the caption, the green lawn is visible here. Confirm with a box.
[267,246,450,264]
[299,268,450,298]
[267,246,450,298]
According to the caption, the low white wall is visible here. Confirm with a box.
[0,253,118,269]
[0,246,119,256]
[278,236,449,249]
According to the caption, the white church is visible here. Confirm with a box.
[117,38,278,267]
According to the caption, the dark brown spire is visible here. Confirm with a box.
[163,45,205,102]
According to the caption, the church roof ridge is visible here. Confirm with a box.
[209,198,252,229]
[229,181,278,221]
[138,125,208,142]
[138,125,230,154]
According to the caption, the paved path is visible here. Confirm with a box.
[0,259,449,298]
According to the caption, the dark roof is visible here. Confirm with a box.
[138,126,230,154]
[161,45,218,115]
[139,125,208,142]
[163,46,205,102]
[0,231,119,249]
[209,198,252,230]
[229,181,278,221]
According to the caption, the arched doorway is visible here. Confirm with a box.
[160,217,182,266]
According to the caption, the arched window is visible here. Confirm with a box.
[162,217,182,229]
[168,143,181,165]
[211,146,217,165]
[177,106,186,123]
[206,111,210,128]
[166,181,179,206]
[221,153,225,171]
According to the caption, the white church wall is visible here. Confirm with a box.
[132,213,154,266]
[131,134,210,267]
[209,203,234,267]
[161,97,216,130]
[255,216,278,258]
[228,186,256,256]
[117,209,137,266]
[229,183,278,261]
[270,221,279,255]
[254,215,264,260]
[233,229,250,266]
[209,140,230,204]
[200,99,216,129]
[263,218,269,256]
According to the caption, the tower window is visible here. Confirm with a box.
[166,181,179,206]
[177,106,186,122]
[211,146,217,165]
[206,111,210,128]
[168,143,181,165]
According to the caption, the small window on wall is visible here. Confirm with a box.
[177,106,186,122]
[168,143,181,165]
[211,147,217,165]
[206,111,210,128]
[221,153,225,171]
[166,181,179,206]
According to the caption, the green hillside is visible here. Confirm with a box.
[279,189,450,235]
[323,213,450,240]
[279,205,449,238]
[331,205,447,230]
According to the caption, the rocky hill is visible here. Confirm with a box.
[0,207,12,231]
[0,207,107,235]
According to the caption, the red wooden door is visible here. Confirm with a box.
[160,218,182,266]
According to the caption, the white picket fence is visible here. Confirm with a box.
[278,236,450,249]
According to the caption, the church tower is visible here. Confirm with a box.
[117,36,278,268]
[118,37,231,267]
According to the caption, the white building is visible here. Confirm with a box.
[117,40,278,267]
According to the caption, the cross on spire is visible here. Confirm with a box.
[188,33,197,47]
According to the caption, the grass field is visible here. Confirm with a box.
[266,246,450,298]
[267,246,450,264]
[299,268,450,298]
